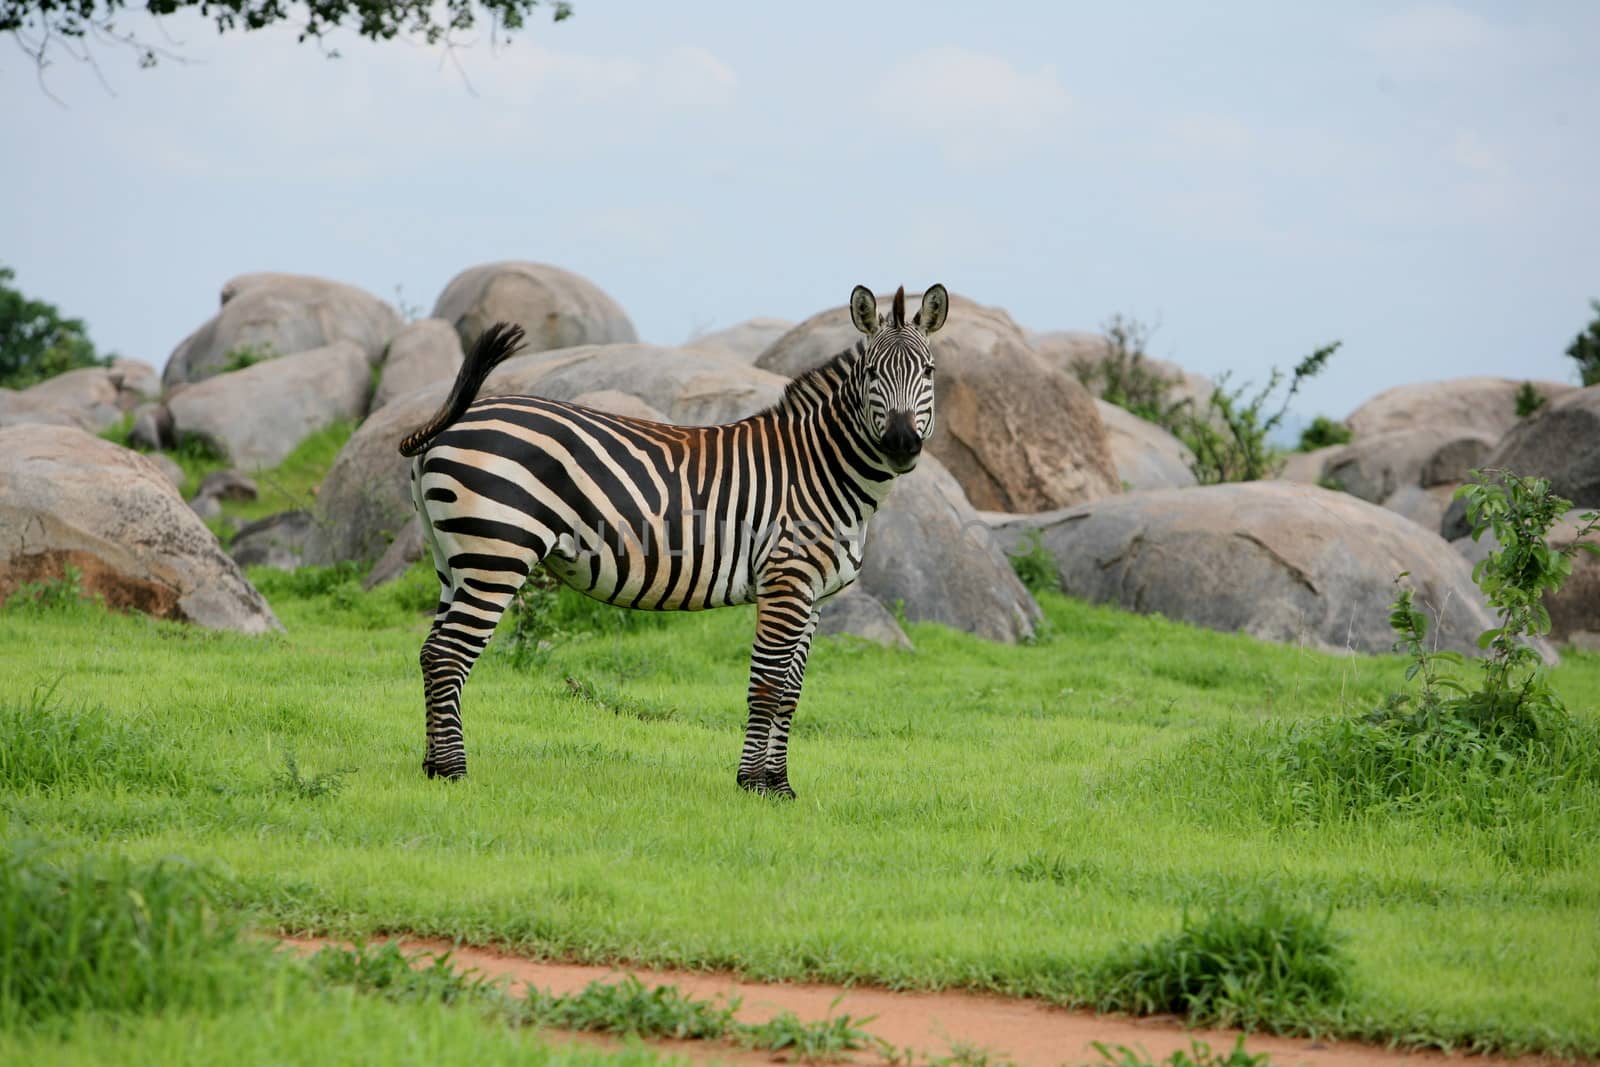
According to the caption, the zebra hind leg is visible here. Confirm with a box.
[419,573,527,780]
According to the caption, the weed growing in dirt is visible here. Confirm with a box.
[1090,1036,1273,1067]
[738,1001,876,1061]
[527,974,737,1039]
[2,564,95,614]
[1088,897,1348,1030]
[308,941,506,1009]
[0,842,259,1027]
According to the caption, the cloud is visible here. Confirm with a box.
[872,47,1070,167]
[1362,3,1568,78]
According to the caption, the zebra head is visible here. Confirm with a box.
[848,283,949,473]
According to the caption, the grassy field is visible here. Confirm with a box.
[3,552,1599,1062]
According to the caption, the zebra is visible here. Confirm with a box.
[398,283,949,797]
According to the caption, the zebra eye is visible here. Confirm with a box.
[922,362,935,377]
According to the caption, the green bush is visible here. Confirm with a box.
[1565,299,1600,387]
[1089,898,1348,1029]
[1007,531,1058,595]
[0,265,111,389]
[1071,315,1188,428]
[1295,415,1351,452]
[1514,382,1547,418]
[1179,343,1340,484]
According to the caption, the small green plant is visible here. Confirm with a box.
[739,1002,875,1061]
[3,564,93,613]
[1565,298,1600,386]
[1296,415,1351,452]
[1091,1035,1274,1067]
[1455,470,1600,731]
[924,1041,1021,1067]
[526,974,738,1040]
[308,941,504,1008]
[1314,476,1346,493]
[272,750,353,800]
[1514,381,1547,418]
[219,341,276,374]
[1090,897,1349,1029]
[1007,531,1058,595]
[1179,342,1341,484]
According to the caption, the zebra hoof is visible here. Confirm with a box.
[736,771,767,793]
[424,760,466,781]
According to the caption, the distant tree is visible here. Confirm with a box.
[1566,299,1600,387]
[2,1,572,74]
[0,266,110,389]
[1296,414,1352,452]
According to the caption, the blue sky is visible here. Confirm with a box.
[3,1,1596,419]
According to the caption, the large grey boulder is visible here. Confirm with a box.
[432,261,636,357]
[1318,426,1496,504]
[855,454,1040,643]
[164,272,401,386]
[1440,386,1600,539]
[1095,399,1196,490]
[569,390,668,422]
[0,426,279,633]
[991,481,1497,656]
[1347,377,1575,441]
[167,340,371,469]
[371,319,464,413]
[307,344,784,564]
[758,292,1120,513]
[1,358,159,433]
[688,317,794,364]
[0,388,85,430]
[230,510,317,571]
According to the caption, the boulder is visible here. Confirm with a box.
[19,366,123,432]
[1278,446,1338,485]
[0,426,279,633]
[1440,386,1600,539]
[129,402,173,451]
[362,518,427,590]
[307,343,786,564]
[371,319,464,413]
[757,292,1120,513]
[688,317,794,364]
[1094,399,1196,490]
[1346,377,1575,441]
[164,272,401,386]
[108,357,161,404]
[231,510,318,571]
[196,470,259,503]
[569,390,669,422]
[167,340,371,469]
[1452,509,1600,648]
[432,261,636,356]
[1380,484,1459,532]
[990,481,1498,656]
[1318,426,1496,503]
[817,586,913,650]
[854,454,1040,643]
[149,453,185,488]
[0,388,85,430]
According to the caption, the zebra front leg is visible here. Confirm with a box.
[737,581,816,798]
[762,607,819,800]
[419,577,522,780]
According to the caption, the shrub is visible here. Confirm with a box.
[1565,299,1600,387]
[1071,315,1188,429]
[1295,415,1351,452]
[1514,382,1547,418]
[0,265,111,389]
[1179,343,1341,484]
[1089,898,1348,1030]
[2,565,94,614]
[1007,531,1058,595]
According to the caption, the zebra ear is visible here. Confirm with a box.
[915,284,949,335]
[849,285,879,337]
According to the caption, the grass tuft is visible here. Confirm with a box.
[1089,898,1348,1030]
[1091,1036,1275,1067]
[527,974,737,1040]
[0,682,182,792]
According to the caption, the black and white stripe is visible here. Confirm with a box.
[400,284,949,797]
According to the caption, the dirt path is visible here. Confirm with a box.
[282,937,1575,1067]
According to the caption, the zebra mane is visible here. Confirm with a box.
[770,342,864,417]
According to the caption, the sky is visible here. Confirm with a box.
[3,1,1597,420]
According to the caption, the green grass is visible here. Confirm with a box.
[2,573,1598,1056]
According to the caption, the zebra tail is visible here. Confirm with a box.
[397,322,527,457]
